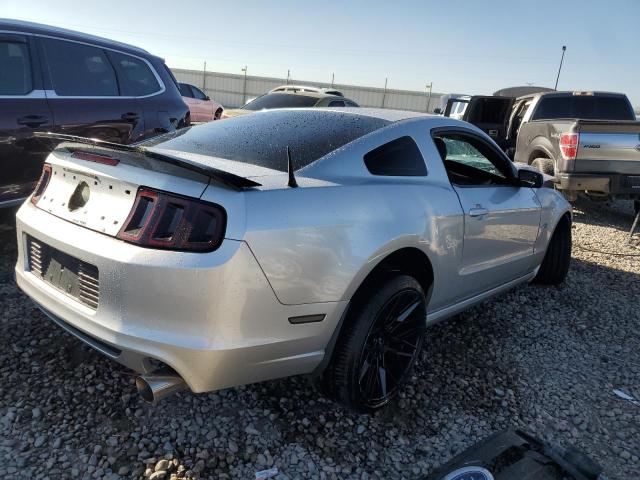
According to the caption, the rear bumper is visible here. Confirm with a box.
[556,173,640,198]
[15,202,347,393]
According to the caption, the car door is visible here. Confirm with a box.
[38,36,146,144]
[190,85,213,121]
[433,128,541,297]
[0,32,53,205]
[504,98,533,158]
[460,96,514,149]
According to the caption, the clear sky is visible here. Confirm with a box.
[3,0,639,108]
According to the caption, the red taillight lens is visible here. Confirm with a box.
[559,132,579,160]
[117,188,226,252]
[31,163,52,205]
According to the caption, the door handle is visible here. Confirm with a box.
[17,115,48,127]
[121,112,140,122]
[469,207,489,217]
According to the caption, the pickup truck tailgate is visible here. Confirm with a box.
[575,120,640,174]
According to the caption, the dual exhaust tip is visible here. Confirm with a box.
[135,369,185,403]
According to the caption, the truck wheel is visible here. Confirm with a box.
[534,215,571,285]
[324,275,426,412]
[531,158,555,176]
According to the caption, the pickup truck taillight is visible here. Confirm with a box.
[31,163,52,205]
[559,133,579,161]
[117,187,226,252]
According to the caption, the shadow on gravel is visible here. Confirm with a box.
[572,197,636,231]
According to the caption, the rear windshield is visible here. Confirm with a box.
[141,110,389,171]
[532,95,634,121]
[242,93,320,110]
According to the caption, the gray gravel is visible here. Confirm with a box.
[1,198,639,479]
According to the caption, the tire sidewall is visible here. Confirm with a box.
[342,275,426,411]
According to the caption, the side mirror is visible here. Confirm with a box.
[204,96,210,101]
[433,108,442,115]
[517,168,543,188]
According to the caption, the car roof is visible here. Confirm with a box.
[260,107,431,125]
[265,90,344,100]
[0,18,154,58]
[272,85,322,92]
[520,90,628,101]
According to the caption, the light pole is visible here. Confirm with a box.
[381,78,388,108]
[426,82,433,112]
[241,65,248,104]
[554,46,566,91]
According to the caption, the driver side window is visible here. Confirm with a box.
[433,133,511,186]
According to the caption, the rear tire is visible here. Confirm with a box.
[323,275,427,412]
[534,216,571,285]
[531,157,555,176]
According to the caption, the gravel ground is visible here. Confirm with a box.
[1,198,639,479]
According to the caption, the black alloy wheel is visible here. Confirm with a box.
[357,288,425,409]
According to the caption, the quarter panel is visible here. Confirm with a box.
[244,181,464,309]
[533,187,572,257]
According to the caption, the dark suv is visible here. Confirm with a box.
[0,19,189,207]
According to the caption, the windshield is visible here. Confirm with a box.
[140,109,389,171]
[242,93,320,111]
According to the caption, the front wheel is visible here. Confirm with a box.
[534,216,571,285]
[324,275,427,412]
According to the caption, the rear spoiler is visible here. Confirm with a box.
[33,132,262,190]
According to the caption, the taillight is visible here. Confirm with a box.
[559,132,579,160]
[117,188,226,252]
[31,163,52,205]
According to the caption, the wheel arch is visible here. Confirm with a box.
[349,247,434,309]
[528,146,553,164]
[313,246,434,376]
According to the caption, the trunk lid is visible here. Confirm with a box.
[39,148,211,237]
[33,135,261,237]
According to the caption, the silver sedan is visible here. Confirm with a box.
[15,108,571,412]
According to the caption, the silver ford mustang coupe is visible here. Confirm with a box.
[15,108,571,412]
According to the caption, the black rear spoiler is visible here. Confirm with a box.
[34,132,262,191]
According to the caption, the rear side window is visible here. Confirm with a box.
[179,83,193,97]
[328,100,345,107]
[191,86,207,100]
[107,51,160,96]
[0,39,32,95]
[364,136,427,176]
[533,95,634,121]
[242,93,319,110]
[43,38,118,96]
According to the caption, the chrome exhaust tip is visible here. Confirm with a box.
[135,370,186,403]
